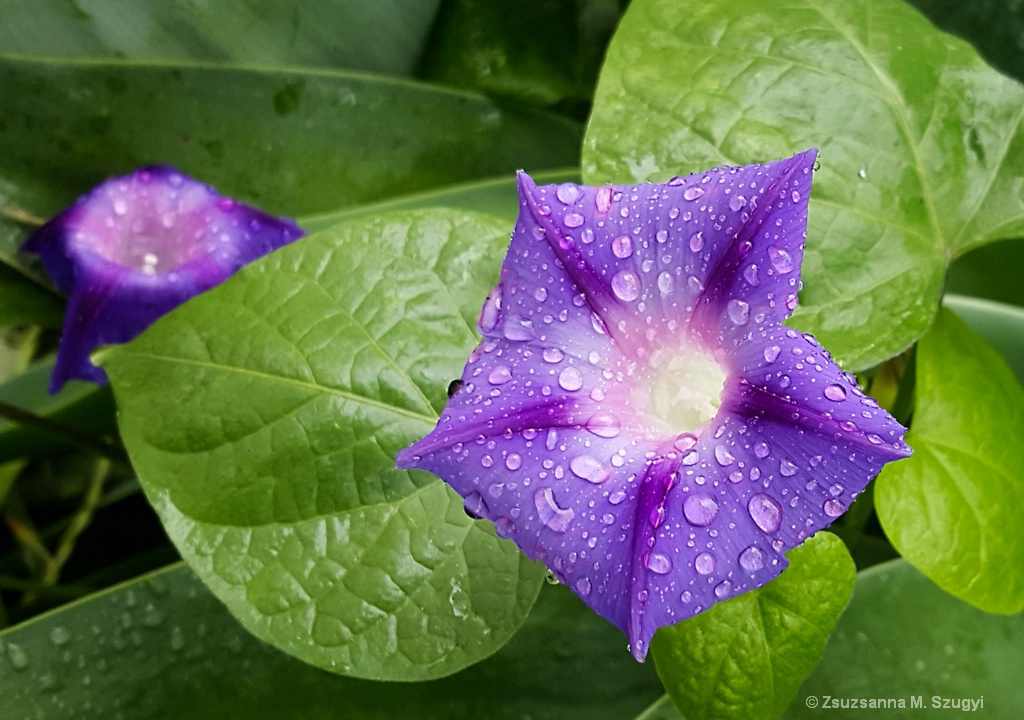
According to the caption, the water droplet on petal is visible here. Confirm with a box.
[739,545,765,572]
[769,246,794,274]
[503,315,536,341]
[478,286,501,331]
[744,263,760,286]
[727,299,750,325]
[543,347,564,363]
[779,458,798,476]
[495,516,515,538]
[569,455,611,484]
[481,455,494,468]
[488,365,512,385]
[824,384,847,402]
[563,212,584,229]
[824,498,846,517]
[694,552,716,574]
[749,493,783,533]
[646,553,672,574]
[595,187,612,214]
[683,187,705,201]
[683,493,719,527]
[763,345,781,363]
[612,234,633,258]
[585,413,621,439]
[714,445,736,466]
[558,366,584,392]
[556,183,580,205]
[753,441,770,459]
[688,232,704,252]
[674,433,698,452]
[714,579,732,598]
[657,271,674,296]
[534,287,548,302]
[505,453,523,471]
[611,271,641,301]
[609,490,627,505]
[575,577,592,596]
[534,487,574,533]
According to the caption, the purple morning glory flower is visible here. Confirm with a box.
[396,149,911,661]
[23,166,304,394]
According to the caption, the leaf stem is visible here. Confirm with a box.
[40,457,111,586]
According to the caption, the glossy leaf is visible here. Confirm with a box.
[0,0,440,76]
[0,564,662,720]
[947,239,1024,309]
[876,308,1024,614]
[944,295,1024,381]
[0,55,582,267]
[583,0,1024,370]
[300,168,580,233]
[782,558,1024,717]
[651,532,855,720]
[103,209,548,680]
[645,558,1024,719]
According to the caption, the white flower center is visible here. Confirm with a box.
[637,345,726,434]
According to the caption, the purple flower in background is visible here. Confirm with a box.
[23,166,304,394]
[397,150,911,660]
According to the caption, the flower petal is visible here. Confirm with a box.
[398,154,910,661]
[23,166,304,393]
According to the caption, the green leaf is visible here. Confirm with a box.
[300,168,580,232]
[651,532,855,720]
[0,0,440,76]
[781,558,1024,717]
[876,307,1024,614]
[0,564,662,720]
[103,209,546,680]
[0,56,582,220]
[583,0,1024,370]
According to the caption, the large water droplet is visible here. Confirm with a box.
[727,299,750,325]
[563,212,584,229]
[503,315,536,341]
[753,441,770,459]
[683,493,719,527]
[683,187,705,201]
[714,445,736,466]
[694,552,716,574]
[688,232,704,252]
[575,577,592,596]
[779,458,798,477]
[495,516,515,538]
[558,366,584,391]
[749,494,782,533]
[612,234,633,258]
[534,487,574,532]
[585,413,621,439]
[49,626,71,646]
[505,453,523,471]
[646,553,672,574]
[543,347,564,363]
[714,579,732,599]
[488,365,512,385]
[6,642,29,670]
[546,428,558,450]
[744,263,760,286]
[611,271,641,301]
[824,499,846,517]
[556,183,580,205]
[824,384,847,402]
[595,187,612,214]
[739,545,765,571]
[657,271,674,296]
[674,433,698,452]
[768,246,794,273]
[763,345,781,363]
[569,455,611,484]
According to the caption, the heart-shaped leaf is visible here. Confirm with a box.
[876,307,1024,614]
[651,532,855,720]
[583,0,1024,369]
[0,564,663,719]
[103,209,548,680]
